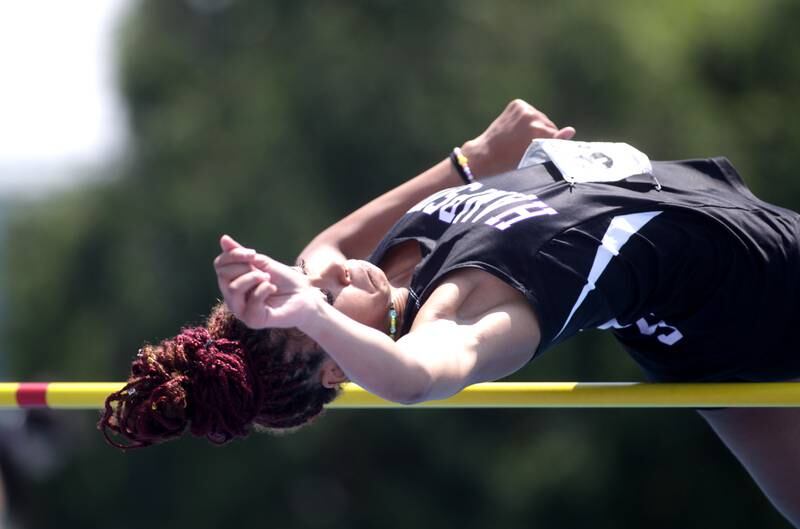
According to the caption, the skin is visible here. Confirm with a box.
[215,100,573,402]
[699,407,800,525]
[213,99,800,526]
[216,231,542,403]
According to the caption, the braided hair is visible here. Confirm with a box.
[99,303,340,449]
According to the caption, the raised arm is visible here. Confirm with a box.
[302,282,541,404]
[297,100,575,269]
[215,247,541,404]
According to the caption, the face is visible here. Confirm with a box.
[302,259,392,331]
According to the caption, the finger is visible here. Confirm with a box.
[242,275,276,314]
[251,279,278,303]
[506,99,529,112]
[251,253,271,271]
[214,247,258,268]
[215,262,254,281]
[229,270,269,293]
[215,254,271,278]
[532,116,557,129]
[226,271,269,314]
[555,126,576,140]
[242,281,278,325]
[530,122,563,141]
[220,234,244,252]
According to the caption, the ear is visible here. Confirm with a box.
[320,358,349,388]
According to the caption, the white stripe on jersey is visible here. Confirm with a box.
[553,211,662,341]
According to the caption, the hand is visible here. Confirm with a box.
[461,99,576,177]
[214,235,324,329]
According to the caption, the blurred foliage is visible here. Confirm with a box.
[2,0,799,527]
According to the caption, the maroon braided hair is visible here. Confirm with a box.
[99,303,340,449]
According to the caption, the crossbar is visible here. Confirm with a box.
[0,382,799,409]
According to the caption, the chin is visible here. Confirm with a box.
[368,261,390,291]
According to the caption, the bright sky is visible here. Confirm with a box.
[0,0,132,196]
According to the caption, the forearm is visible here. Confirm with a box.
[301,301,433,404]
[298,100,575,263]
[299,158,461,261]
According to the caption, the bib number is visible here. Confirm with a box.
[518,139,654,185]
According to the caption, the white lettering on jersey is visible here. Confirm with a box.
[486,201,558,230]
[407,182,557,231]
[597,314,684,346]
[634,316,684,345]
[453,189,509,223]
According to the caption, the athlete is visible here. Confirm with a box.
[101,100,800,525]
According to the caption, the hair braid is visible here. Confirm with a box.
[99,303,340,449]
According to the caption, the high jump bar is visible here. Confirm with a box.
[1,382,800,409]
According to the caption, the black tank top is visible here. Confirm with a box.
[368,158,800,381]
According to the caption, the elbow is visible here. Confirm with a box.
[383,372,433,405]
[382,384,429,405]
[391,390,429,406]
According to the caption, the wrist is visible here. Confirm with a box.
[296,293,332,338]
[449,147,476,185]
[459,139,489,179]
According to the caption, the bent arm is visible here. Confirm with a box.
[297,100,575,267]
[298,158,462,265]
[215,238,542,403]
[301,295,540,404]
[302,301,432,403]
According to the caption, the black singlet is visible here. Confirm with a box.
[367,158,800,382]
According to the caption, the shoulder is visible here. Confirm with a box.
[404,268,541,387]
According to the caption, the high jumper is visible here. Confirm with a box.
[100,100,800,526]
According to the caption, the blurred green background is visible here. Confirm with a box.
[2,0,799,527]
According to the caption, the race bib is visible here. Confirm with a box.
[517,139,653,184]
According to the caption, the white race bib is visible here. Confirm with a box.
[518,139,653,184]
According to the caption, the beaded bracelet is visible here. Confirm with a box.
[450,147,475,184]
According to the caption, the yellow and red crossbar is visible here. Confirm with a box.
[1,381,800,409]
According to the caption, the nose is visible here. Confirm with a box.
[315,260,351,287]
